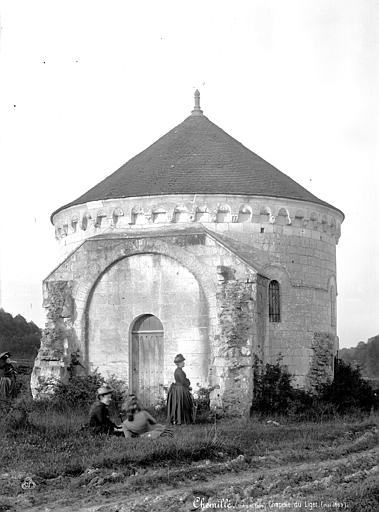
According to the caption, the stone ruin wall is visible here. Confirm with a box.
[31,233,266,415]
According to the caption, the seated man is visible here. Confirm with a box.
[89,386,124,436]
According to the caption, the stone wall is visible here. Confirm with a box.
[35,188,342,407]
[87,252,209,387]
[30,280,78,396]
[212,224,338,386]
[32,230,263,413]
[212,269,258,414]
[307,331,335,390]
[52,194,343,260]
[50,193,341,391]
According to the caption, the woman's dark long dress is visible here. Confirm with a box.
[167,367,193,424]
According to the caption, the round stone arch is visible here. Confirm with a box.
[129,313,165,405]
[70,239,218,352]
[70,240,218,395]
[84,251,213,399]
[261,263,291,295]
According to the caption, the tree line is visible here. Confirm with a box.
[0,309,41,360]
[339,334,379,379]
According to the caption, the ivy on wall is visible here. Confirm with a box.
[307,331,335,390]
[217,280,254,351]
[40,281,76,360]
[215,276,255,415]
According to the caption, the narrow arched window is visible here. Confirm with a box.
[269,280,281,322]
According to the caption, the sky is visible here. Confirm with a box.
[0,0,378,348]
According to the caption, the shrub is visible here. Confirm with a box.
[319,357,376,414]
[144,391,168,423]
[252,356,295,416]
[106,374,129,418]
[35,371,128,413]
[193,385,211,413]
[45,371,105,410]
[286,390,338,422]
[192,385,212,423]
[251,356,377,419]
[35,370,128,411]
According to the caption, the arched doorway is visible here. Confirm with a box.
[130,314,164,406]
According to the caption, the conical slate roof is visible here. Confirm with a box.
[52,92,342,218]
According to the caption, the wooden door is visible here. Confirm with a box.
[131,315,164,406]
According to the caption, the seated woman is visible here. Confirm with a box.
[89,385,124,436]
[121,395,172,439]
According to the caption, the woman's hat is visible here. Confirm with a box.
[174,353,185,364]
[97,385,114,396]
[123,394,140,413]
[0,351,11,360]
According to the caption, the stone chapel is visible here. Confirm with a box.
[31,91,344,413]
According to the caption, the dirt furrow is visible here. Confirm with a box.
[23,443,378,512]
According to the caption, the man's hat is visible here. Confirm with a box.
[174,353,185,364]
[0,352,11,360]
[97,385,114,396]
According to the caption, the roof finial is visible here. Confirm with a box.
[191,89,203,116]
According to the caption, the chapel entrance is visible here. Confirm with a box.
[130,314,164,406]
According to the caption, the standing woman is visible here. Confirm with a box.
[167,354,193,425]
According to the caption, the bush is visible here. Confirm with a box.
[252,356,295,416]
[144,391,168,423]
[40,372,105,410]
[319,358,376,414]
[193,385,215,423]
[251,356,376,419]
[35,371,129,416]
[106,374,129,418]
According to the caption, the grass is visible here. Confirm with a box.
[0,402,378,512]
[1,400,378,480]
[1,365,377,510]
[1,420,237,478]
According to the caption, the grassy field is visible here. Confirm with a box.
[0,403,378,511]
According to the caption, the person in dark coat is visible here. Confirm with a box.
[89,386,123,435]
[166,354,194,425]
[0,352,17,402]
